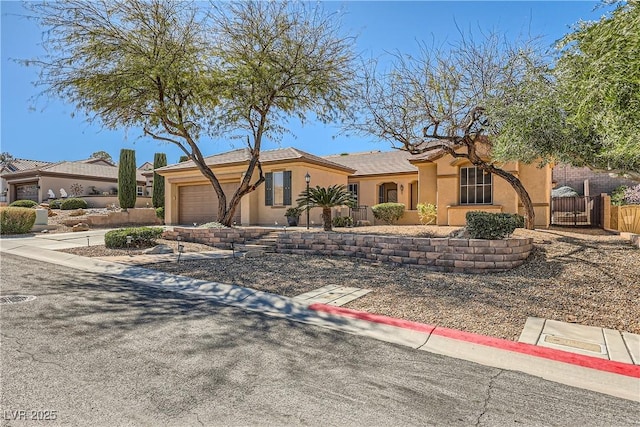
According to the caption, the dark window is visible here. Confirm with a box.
[265,171,292,206]
[460,167,492,204]
[348,183,358,204]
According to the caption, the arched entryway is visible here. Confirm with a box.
[378,182,398,203]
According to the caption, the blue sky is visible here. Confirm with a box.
[1,1,606,165]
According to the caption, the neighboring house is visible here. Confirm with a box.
[2,157,149,207]
[156,146,552,227]
[138,161,154,171]
[0,158,53,203]
[553,164,637,196]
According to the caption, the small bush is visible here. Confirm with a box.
[9,200,38,208]
[611,185,627,206]
[49,199,62,209]
[512,213,526,229]
[284,207,303,218]
[417,203,437,225]
[155,206,165,220]
[60,198,88,210]
[332,216,353,227]
[0,207,36,234]
[371,203,405,224]
[104,227,163,249]
[465,211,522,240]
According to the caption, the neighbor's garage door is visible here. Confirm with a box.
[178,183,241,225]
[16,183,39,202]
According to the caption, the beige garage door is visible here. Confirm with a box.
[16,183,39,202]
[178,183,241,225]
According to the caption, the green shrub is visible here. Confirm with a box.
[155,206,165,220]
[9,200,38,208]
[417,203,437,225]
[60,198,88,210]
[0,207,36,234]
[118,148,137,210]
[284,207,303,218]
[512,213,526,229]
[49,199,62,209]
[332,216,353,227]
[104,227,163,249]
[152,152,167,208]
[465,212,522,240]
[371,203,405,224]
[611,185,628,206]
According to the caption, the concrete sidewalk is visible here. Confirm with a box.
[1,231,638,402]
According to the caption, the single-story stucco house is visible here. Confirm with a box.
[156,146,552,227]
[1,157,151,208]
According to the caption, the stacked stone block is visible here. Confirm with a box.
[277,233,533,273]
[162,227,274,249]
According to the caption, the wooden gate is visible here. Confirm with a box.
[551,196,603,227]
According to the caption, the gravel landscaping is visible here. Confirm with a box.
[60,225,640,341]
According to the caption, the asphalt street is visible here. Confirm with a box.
[1,254,639,426]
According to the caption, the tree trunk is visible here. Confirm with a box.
[322,207,332,231]
[484,165,536,229]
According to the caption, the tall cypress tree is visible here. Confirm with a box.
[152,152,167,208]
[118,149,137,210]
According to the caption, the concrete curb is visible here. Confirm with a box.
[308,304,640,402]
[308,304,640,378]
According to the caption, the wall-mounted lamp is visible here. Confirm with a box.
[399,184,404,193]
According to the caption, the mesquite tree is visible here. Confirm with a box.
[118,149,137,210]
[25,0,357,226]
[351,34,549,229]
[152,153,167,208]
[557,1,640,178]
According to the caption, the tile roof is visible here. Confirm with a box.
[324,150,419,176]
[2,160,145,182]
[0,158,53,173]
[157,147,355,173]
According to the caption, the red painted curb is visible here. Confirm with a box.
[308,303,640,379]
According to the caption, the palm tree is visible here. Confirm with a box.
[297,184,355,231]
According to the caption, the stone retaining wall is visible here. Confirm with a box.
[163,227,274,249]
[277,232,533,273]
[161,227,534,273]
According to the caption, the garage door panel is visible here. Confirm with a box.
[178,183,241,225]
[16,184,39,202]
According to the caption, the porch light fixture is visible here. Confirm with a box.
[305,172,311,230]
[400,184,404,193]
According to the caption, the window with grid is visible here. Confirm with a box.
[460,167,492,204]
[347,183,358,204]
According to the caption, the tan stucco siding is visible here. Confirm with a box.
[161,161,350,226]
[41,176,122,200]
[417,157,551,227]
[516,162,552,227]
[252,162,350,226]
[348,172,420,225]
